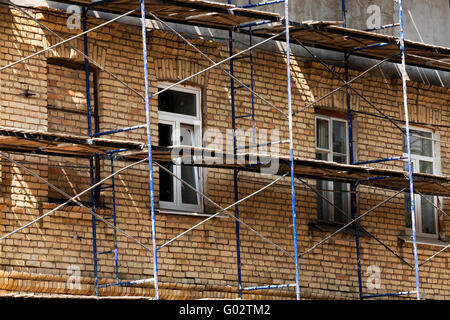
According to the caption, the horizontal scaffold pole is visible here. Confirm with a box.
[241,0,286,9]
[97,278,154,289]
[353,156,406,166]
[242,283,296,291]
[93,124,147,137]
[362,290,416,299]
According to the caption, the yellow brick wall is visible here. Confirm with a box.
[0,6,449,299]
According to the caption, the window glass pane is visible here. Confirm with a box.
[316,119,329,150]
[158,88,197,116]
[402,130,432,157]
[317,180,330,221]
[333,182,348,223]
[419,160,433,174]
[332,120,347,154]
[159,163,174,202]
[404,191,412,228]
[418,160,436,234]
[333,154,347,164]
[403,161,412,228]
[180,125,194,146]
[316,151,329,161]
[158,123,174,202]
[181,166,198,205]
[421,195,436,234]
[158,123,173,147]
[180,125,199,205]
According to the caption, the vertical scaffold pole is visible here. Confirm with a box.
[140,0,159,300]
[83,9,93,138]
[341,0,363,300]
[110,157,120,282]
[89,156,98,296]
[82,7,98,296]
[248,24,256,145]
[228,28,243,299]
[398,0,421,300]
[345,52,363,300]
[285,0,300,300]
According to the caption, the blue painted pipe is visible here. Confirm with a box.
[285,0,301,301]
[140,0,159,300]
[93,124,147,137]
[97,278,154,289]
[365,23,399,32]
[83,8,99,297]
[242,283,296,291]
[106,149,129,155]
[82,8,93,138]
[352,42,391,52]
[111,157,120,282]
[354,156,406,166]
[89,156,98,296]
[398,0,421,300]
[88,0,122,9]
[238,20,273,29]
[227,5,243,297]
[241,0,285,9]
[363,290,416,299]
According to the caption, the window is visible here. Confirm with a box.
[403,128,439,238]
[315,116,350,223]
[158,83,202,213]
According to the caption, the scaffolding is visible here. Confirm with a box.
[0,0,450,300]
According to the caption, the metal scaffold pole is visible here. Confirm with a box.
[140,0,159,300]
[398,0,421,300]
[341,0,363,300]
[82,7,99,296]
[285,0,301,300]
[228,27,243,299]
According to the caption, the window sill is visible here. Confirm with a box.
[158,209,229,218]
[398,235,449,248]
[308,221,369,237]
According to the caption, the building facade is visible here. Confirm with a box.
[0,1,449,299]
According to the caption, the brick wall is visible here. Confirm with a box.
[0,6,449,299]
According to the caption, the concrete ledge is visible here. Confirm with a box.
[398,235,450,248]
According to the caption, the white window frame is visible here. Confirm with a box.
[315,115,350,223]
[158,83,203,213]
[403,127,439,239]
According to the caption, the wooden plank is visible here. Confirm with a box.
[54,0,279,28]
[254,21,450,71]
[137,146,450,196]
